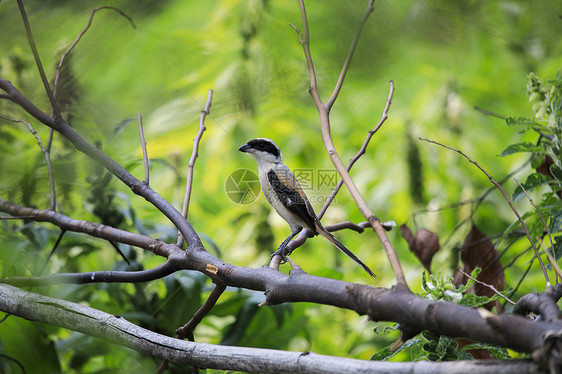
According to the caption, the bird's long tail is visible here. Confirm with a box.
[316,223,376,278]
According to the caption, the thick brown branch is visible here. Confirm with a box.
[513,291,560,323]
[0,283,544,373]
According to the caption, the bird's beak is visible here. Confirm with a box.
[238,144,251,153]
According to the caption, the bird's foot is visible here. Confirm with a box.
[271,247,289,263]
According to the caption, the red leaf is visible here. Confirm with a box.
[400,224,440,272]
[454,225,505,312]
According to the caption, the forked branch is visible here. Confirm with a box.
[293,0,406,286]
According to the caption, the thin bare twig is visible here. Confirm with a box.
[420,137,550,284]
[318,80,394,219]
[456,269,515,305]
[177,89,213,247]
[39,229,66,275]
[269,254,283,272]
[515,178,558,284]
[107,241,131,266]
[52,6,136,102]
[294,0,406,285]
[473,106,506,120]
[292,3,321,109]
[175,282,226,340]
[541,242,562,280]
[138,113,149,184]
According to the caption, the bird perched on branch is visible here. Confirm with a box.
[239,138,375,278]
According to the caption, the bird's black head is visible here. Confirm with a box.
[238,138,281,159]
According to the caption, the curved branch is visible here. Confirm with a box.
[2,258,182,287]
[515,178,559,283]
[513,292,560,323]
[268,220,373,270]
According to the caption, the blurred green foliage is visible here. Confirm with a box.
[0,0,561,372]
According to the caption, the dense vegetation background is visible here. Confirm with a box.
[1,0,561,373]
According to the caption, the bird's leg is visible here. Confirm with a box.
[271,229,300,262]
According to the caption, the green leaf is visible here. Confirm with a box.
[370,339,421,361]
[209,293,250,317]
[461,343,511,359]
[0,317,61,373]
[548,236,562,262]
[374,323,400,336]
[459,293,496,308]
[551,164,562,181]
[456,268,481,293]
[512,173,553,201]
[504,116,541,128]
[504,116,550,135]
[548,210,562,233]
[499,142,546,157]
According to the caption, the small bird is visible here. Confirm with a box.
[239,138,375,278]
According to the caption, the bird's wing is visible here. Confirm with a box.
[267,168,317,232]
